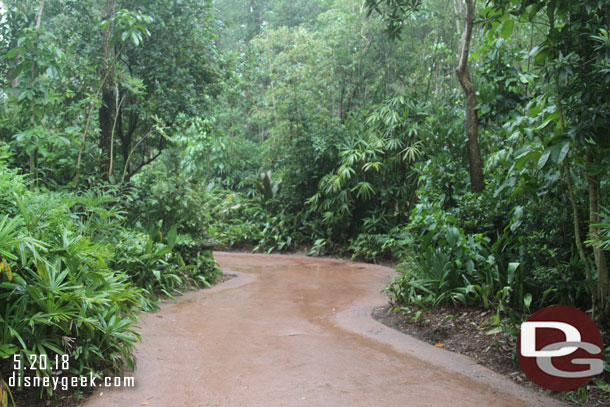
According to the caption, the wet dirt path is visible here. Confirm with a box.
[85,252,562,407]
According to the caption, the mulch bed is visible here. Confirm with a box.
[372,304,610,406]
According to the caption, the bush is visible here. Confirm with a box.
[348,227,411,262]
[201,187,299,253]
[126,160,210,237]
[0,155,218,398]
[386,200,506,309]
[385,148,590,315]
[0,194,143,393]
[110,226,218,302]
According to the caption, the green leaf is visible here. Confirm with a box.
[352,182,375,199]
[550,142,570,164]
[507,262,520,285]
[6,47,19,59]
[594,379,610,392]
[500,19,515,40]
[523,293,532,311]
[519,73,529,84]
[510,206,523,232]
[537,150,551,169]
[514,146,541,170]
[494,177,516,198]
[534,46,550,65]
[131,32,140,46]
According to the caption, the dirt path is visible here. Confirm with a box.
[84,252,562,407]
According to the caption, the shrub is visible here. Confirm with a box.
[201,187,299,253]
[0,195,143,394]
[0,155,218,398]
[126,161,209,237]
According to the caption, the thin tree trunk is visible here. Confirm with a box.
[266,45,279,130]
[120,128,155,184]
[99,0,117,179]
[74,67,114,187]
[563,157,594,309]
[425,38,440,102]
[454,0,484,193]
[108,82,126,179]
[28,0,45,190]
[556,77,596,316]
[120,112,138,174]
[587,148,609,321]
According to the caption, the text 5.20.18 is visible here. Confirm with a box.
[13,354,70,371]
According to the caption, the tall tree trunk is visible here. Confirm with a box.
[99,0,117,179]
[120,111,138,175]
[556,78,596,317]
[28,0,45,190]
[564,157,594,307]
[454,0,484,193]
[587,149,609,322]
[425,38,440,102]
[265,44,279,130]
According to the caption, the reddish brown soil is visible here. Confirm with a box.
[83,253,563,407]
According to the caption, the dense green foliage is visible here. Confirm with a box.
[1,0,610,403]
[0,0,221,402]
[207,0,610,326]
[201,0,610,325]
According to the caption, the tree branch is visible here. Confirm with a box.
[126,151,162,181]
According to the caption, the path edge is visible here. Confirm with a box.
[334,302,567,407]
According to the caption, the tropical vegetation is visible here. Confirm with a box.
[1,0,609,404]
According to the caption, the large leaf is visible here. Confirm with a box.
[500,19,515,40]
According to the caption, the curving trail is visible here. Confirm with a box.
[85,252,562,407]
